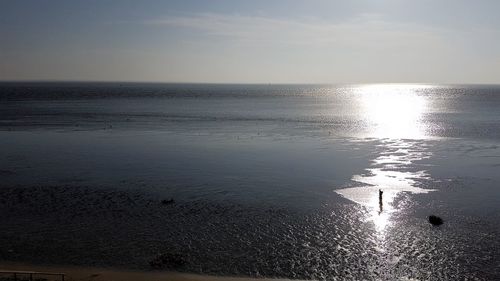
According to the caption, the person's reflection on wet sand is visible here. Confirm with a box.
[378,189,383,214]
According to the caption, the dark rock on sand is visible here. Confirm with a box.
[429,215,444,226]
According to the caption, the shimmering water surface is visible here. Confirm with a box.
[1,83,500,280]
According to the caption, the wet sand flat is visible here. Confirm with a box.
[0,263,298,281]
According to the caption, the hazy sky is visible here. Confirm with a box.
[2,0,500,83]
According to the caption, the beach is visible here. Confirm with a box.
[1,83,500,280]
[0,263,297,281]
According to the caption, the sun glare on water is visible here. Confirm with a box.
[337,84,435,233]
[358,84,430,139]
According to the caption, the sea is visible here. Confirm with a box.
[1,82,499,280]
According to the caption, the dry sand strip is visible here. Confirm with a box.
[0,263,301,281]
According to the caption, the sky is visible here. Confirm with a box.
[1,0,500,84]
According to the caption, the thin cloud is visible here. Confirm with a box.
[142,12,448,50]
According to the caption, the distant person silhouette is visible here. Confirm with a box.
[378,189,383,214]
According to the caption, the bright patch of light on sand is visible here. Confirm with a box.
[337,169,433,232]
[357,84,430,139]
[336,139,435,232]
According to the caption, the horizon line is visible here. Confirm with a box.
[1,80,500,86]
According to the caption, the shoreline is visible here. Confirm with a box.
[0,263,298,281]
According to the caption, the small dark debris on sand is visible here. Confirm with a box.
[149,253,186,269]
[429,215,444,226]
[161,198,175,205]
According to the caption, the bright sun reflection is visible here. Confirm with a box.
[357,84,430,139]
[337,140,434,233]
[336,84,436,233]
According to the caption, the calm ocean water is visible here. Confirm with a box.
[1,83,499,280]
